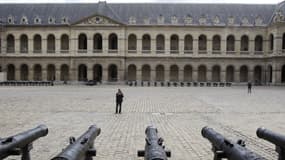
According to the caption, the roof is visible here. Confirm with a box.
[0,2,280,26]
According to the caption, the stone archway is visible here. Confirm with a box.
[184,65,192,81]
[212,65,221,82]
[226,66,234,82]
[156,65,164,81]
[240,66,248,82]
[33,64,42,81]
[127,64,136,81]
[170,65,179,81]
[108,64,118,81]
[254,66,262,85]
[78,64,87,81]
[93,64,102,82]
[60,64,69,81]
[7,64,15,80]
[20,64,29,80]
[142,65,150,81]
[198,65,206,82]
[47,64,56,81]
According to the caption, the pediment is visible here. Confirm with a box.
[73,14,122,26]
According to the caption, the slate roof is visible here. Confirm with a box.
[0,2,280,26]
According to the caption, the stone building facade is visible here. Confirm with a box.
[0,2,285,84]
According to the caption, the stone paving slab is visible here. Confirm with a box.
[0,86,284,159]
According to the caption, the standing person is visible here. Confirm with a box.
[247,82,252,94]
[116,89,124,114]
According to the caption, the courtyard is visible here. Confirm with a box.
[0,85,284,160]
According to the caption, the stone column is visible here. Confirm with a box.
[55,68,60,81]
[102,67,108,82]
[42,68,47,81]
[42,38,47,54]
[193,38,198,56]
[55,38,60,54]
[28,38,33,54]
[193,69,198,81]
[150,69,155,81]
[234,70,240,83]
[70,34,77,55]
[1,34,6,53]
[15,68,20,80]
[119,35,126,56]
[179,38,184,55]
[178,69,184,81]
[248,69,254,82]
[103,38,108,54]
[276,70,281,84]
[272,64,281,84]
[29,69,33,80]
[87,68,93,81]
[151,38,156,55]
[15,38,20,54]
[69,67,77,81]
[207,39,212,55]
[249,39,254,55]
[264,38,269,55]
[235,39,240,55]
[136,67,142,81]
[87,37,93,54]
[221,70,226,82]
[165,68,170,81]
[137,38,142,54]
[275,35,282,55]
[118,69,124,81]
[206,69,212,82]
[165,38,170,55]
[221,39,226,55]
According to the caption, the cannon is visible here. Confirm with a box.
[137,126,171,160]
[257,127,285,160]
[201,127,264,160]
[51,125,101,160]
[0,124,48,160]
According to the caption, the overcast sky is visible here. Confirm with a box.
[0,0,282,4]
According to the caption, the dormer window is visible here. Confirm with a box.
[34,16,41,24]
[128,16,136,24]
[21,16,28,24]
[199,15,207,25]
[143,17,150,24]
[227,16,235,25]
[7,15,14,24]
[157,15,164,24]
[184,15,193,25]
[171,15,178,24]
[95,16,102,23]
[241,17,249,26]
[213,16,220,25]
[255,15,263,26]
[61,17,69,24]
[48,17,55,24]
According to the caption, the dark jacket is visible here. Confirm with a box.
[116,93,124,103]
[248,82,252,89]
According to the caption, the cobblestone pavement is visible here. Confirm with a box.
[0,85,285,160]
